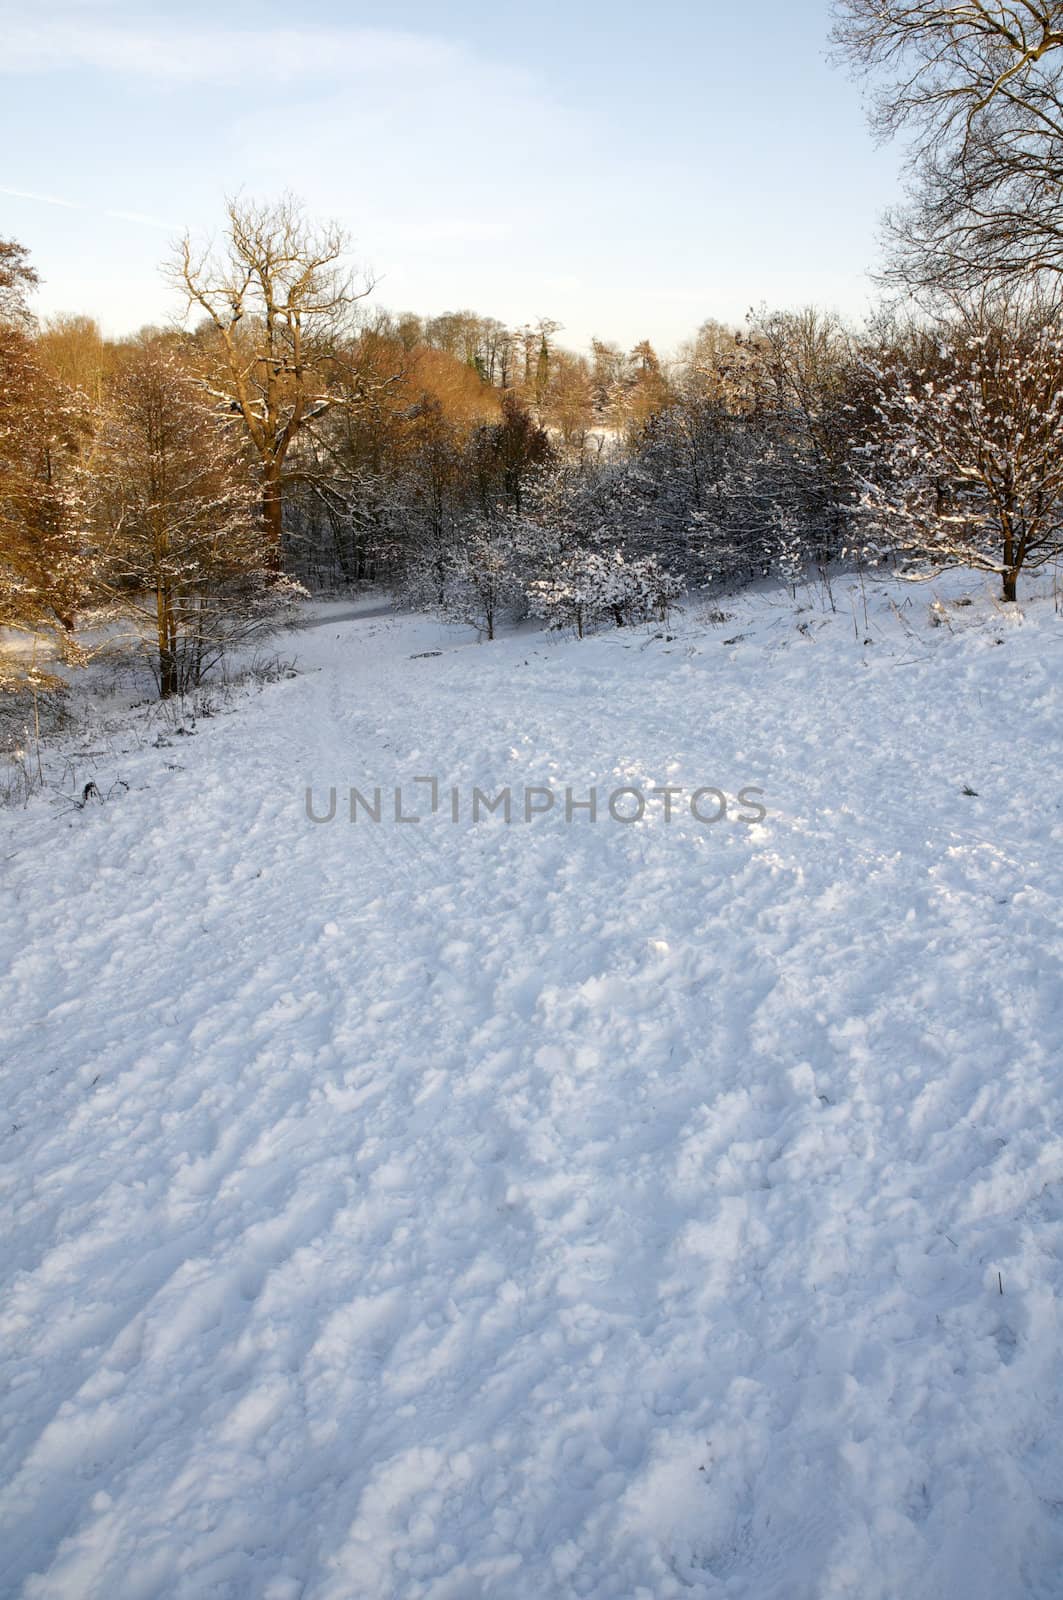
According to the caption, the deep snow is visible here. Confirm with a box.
[2,574,1063,1599]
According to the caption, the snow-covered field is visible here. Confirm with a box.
[2,574,1063,1599]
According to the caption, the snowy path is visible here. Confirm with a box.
[2,580,1063,1598]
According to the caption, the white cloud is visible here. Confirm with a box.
[0,185,177,232]
[2,21,463,84]
[0,184,84,210]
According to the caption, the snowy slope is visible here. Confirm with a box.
[2,574,1063,1599]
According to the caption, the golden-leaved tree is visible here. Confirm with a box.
[89,341,301,698]
[0,239,89,690]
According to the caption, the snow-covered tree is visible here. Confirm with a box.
[528,547,681,637]
[595,549,682,626]
[527,551,600,637]
[437,515,526,640]
[854,312,1063,602]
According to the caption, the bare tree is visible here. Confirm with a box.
[833,2,1063,293]
[169,194,374,564]
[749,306,857,554]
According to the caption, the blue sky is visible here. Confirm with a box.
[0,0,904,353]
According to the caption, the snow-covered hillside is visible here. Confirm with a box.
[2,573,1063,1599]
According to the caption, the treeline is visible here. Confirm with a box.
[0,196,702,697]
[0,200,843,694]
[7,0,1063,707]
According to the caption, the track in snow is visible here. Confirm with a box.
[2,578,1063,1599]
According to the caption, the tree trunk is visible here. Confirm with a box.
[1001,523,1018,603]
[156,584,177,698]
[159,639,177,698]
[263,462,284,572]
